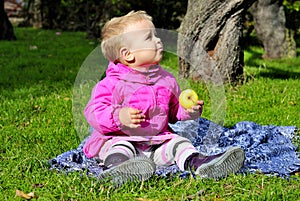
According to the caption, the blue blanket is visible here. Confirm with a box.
[49,118,300,178]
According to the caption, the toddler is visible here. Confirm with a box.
[83,11,245,181]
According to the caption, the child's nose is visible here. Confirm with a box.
[155,36,161,43]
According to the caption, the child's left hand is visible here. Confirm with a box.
[185,100,204,119]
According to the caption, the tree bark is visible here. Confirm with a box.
[178,0,256,84]
[0,0,16,40]
[250,0,294,59]
[31,0,42,28]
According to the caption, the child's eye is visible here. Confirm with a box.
[146,33,152,40]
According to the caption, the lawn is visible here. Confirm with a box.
[0,27,299,200]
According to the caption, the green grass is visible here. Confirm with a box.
[0,27,299,200]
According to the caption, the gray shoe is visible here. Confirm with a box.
[195,146,245,178]
[98,156,156,187]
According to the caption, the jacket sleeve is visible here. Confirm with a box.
[168,77,194,123]
[84,79,122,134]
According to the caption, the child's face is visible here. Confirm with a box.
[123,20,163,67]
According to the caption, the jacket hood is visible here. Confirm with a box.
[106,62,163,85]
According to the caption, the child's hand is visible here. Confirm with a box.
[119,107,146,128]
[185,100,204,119]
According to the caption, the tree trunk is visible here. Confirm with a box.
[42,0,61,29]
[250,0,295,59]
[0,0,16,40]
[178,0,256,84]
[31,0,42,28]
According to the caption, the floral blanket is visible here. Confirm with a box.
[49,118,300,178]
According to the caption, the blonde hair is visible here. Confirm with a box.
[101,11,152,62]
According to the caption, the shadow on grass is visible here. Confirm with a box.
[244,47,264,67]
[244,39,300,80]
[258,66,300,80]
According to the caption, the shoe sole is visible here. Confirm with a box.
[195,147,245,179]
[98,156,156,187]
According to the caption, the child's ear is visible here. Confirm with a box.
[119,47,134,62]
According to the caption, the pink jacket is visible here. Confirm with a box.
[83,62,193,158]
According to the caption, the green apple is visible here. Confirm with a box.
[179,89,199,109]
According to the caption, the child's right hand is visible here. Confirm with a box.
[119,107,146,128]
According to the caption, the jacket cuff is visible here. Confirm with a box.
[112,105,122,129]
[177,105,193,120]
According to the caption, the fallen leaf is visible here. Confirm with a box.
[288,101,296,106]
[186,189,205,200]
[15,190,37,200]
[32,183,44,188]
[214,199,226,201]
[186,194,195,200]
[29,45,38,50]
[197,189,205,195]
